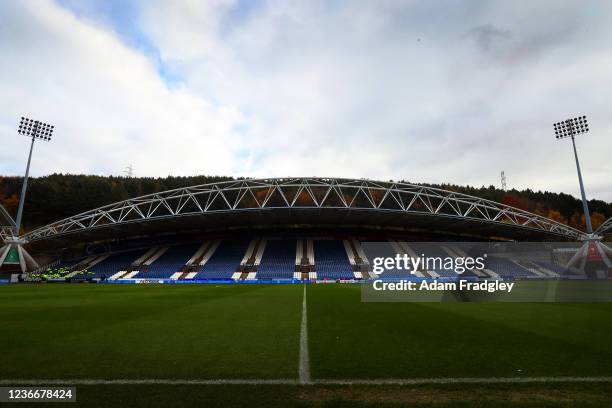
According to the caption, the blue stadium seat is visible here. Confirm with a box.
[534,261,577,276]
[257,240,296,280]
[371,242,413,279]
[86,249,147,279]
[134,243,200,279]
[485,257,536,278]
[314,240,353,280]
[410,244,462,278]
[194,241,249,279]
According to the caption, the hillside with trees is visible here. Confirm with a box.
[0,174,610,233]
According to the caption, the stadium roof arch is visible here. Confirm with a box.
[597,217,612,235]
[0,204,15,241]
[20,177,586,246]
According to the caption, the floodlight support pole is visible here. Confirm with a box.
[15,135,36,236]
[570,135,593,234]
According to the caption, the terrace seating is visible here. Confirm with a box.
[373,241,413,279]
[534,261,578,276]
[133,243,201,279]
[87,250,147,279]
[194,241,249,279]
[485,257,536,278]
[410,244,462,278]
[314,240,353,280]
[256,240,296,280]
[53,258,81,270]
[55,238,560,282]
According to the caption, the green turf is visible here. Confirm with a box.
[1,283,612,407]
[0,284,302,379]
[307,285,612,378]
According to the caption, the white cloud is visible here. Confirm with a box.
[0,0,611,201]
[0,0,245,178]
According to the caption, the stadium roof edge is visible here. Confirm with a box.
[19,177,586,244]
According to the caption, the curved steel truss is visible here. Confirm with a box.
[0,204,15,241]
[597,217,612,235]
[0,227,14,241]
[20,177,585,242]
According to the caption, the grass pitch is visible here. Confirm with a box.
[309,285,612,379]
[0,284,301,379]
[1,283,612,407]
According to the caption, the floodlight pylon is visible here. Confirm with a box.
[0,116,54,274]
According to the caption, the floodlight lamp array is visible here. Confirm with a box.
[18,117,54,141]
[554,116,588,139]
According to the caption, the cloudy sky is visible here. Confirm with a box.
[1,0,610,200]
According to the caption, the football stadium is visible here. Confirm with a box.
[2,1,612,406]
[1,176,612,407]
[5,176,608,283]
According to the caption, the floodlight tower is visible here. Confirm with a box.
[553,115,593,234]
[554,116,612,277]
[14,117,54,234]
[0,117,53,274]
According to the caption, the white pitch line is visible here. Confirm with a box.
[314,377,612,385]
[0,379,299,385]
[299,284,311,384]
[1,377,611,386]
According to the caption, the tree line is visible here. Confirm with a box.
[0,174,609,233]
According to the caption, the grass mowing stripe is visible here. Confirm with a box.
[299,284,311,384]
[1,377,612,385]
[307,285,612,379]
[0,285,302,379]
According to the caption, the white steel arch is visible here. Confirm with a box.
[19,177,586,242]
[597,217,612,235]
[0,204,15,241]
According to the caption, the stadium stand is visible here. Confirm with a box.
[485,257,537,278]
[134,243,201,279]
[371,241,413,279]
[194,240,249,279]
[52,234,588,282]
[410,243,462,278]
[256,240,296,280]
[442,245,490,278]
[391,241,428,278]
[314,240,353,280]
[54,254,100,272]
[343,239,371,279]
[236,239,267,280]
[87,250,147,280]
[53,259,78,270]
[534,260,578,276]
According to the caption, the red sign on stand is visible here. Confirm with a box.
[587,242,603,262]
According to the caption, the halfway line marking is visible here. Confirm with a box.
[299,284,311,384]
